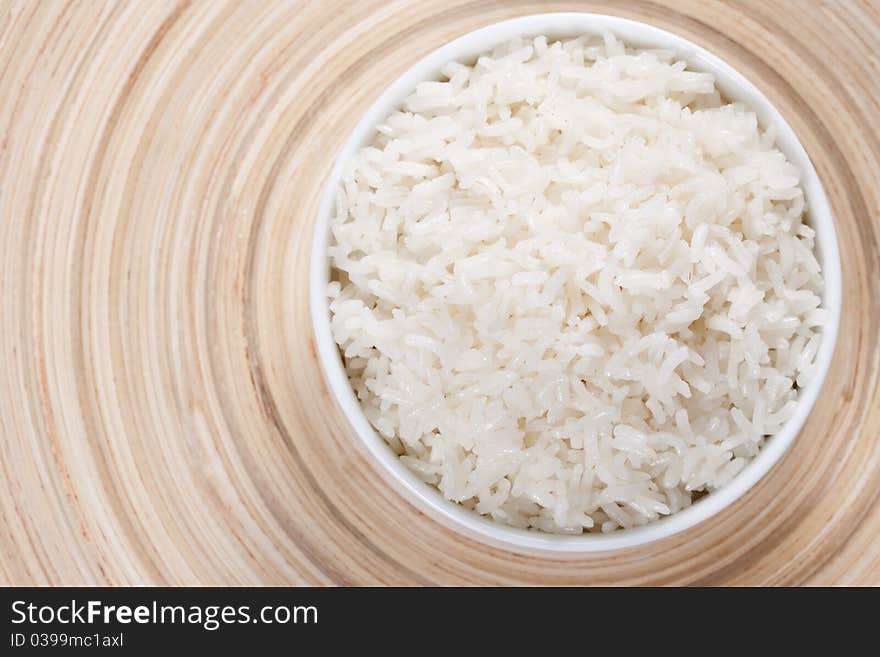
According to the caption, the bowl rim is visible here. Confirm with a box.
[308,12,842,554]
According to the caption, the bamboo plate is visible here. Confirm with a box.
[1,0,878,586]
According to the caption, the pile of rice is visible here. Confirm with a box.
[327,33,825,533]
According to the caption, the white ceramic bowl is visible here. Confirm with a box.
[309,13,842,554]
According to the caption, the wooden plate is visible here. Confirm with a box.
[1,0,878,585]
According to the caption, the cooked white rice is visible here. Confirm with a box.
[327,33,825,533]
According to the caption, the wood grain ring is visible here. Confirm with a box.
[0,0,877,585]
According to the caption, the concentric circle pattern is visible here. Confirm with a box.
[1,0,878,585]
